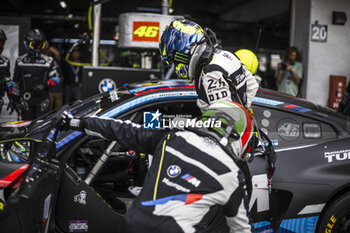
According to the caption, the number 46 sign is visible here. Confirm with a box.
[311,23,327,43]
[133,21,160,42]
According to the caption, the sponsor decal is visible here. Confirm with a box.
[132,21,160,42]
[98,78,116,93]
[143,110,221,130]
[162,177,190,193]
[74,191,87,205]
[143,110,161,129]
[0,200,4,211]
[109,90,119,102]
[278,122,300,138]
[181,174,201,187]
[325,215,337,233]
[167,165,181,178]
[69,220,88,232]
[205,77,229,102]
[324,149,350,163]
[1,121,32,128]
[283,104,311,113]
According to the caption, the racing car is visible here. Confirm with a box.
[0,79,349,233]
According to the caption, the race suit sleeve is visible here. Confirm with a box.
[12,59,21,98]
[82,116,170,154]
[47,59,61,87]
[223,171,251,233]
[3,58,12,95]
[244,66,259,109]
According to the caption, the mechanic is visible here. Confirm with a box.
[159,19,259,114]
[12,29,60,120]
[62,100,254,233]
[0,29,16,115]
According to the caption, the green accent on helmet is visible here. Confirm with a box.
[174,52,189,64]
[219,101,246,136]
[199,109,234,144]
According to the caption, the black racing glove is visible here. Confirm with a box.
[61,110,84,131]
[6,96,21,115]
[32,84,48,97]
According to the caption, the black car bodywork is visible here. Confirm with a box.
[0,79,349,233]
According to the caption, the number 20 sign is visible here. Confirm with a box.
[133,21,160,42]
[311,24,327,43]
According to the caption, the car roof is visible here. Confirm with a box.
[121,79,350,135]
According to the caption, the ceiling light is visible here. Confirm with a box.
[74,23,80,28]
[59,1,67,9]
[67,14,73,19]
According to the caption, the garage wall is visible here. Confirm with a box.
[293,0,311,98]
[306,0,350,106]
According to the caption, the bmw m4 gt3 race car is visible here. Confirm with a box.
[0,79,349,233]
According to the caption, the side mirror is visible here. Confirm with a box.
[0,140,33,163]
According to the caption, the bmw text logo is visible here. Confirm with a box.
[98,78,116,93]
[167,165,181,178]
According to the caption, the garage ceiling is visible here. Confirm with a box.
[0,0,291,50]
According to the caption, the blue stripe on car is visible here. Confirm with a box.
[290,106,312,113]
[253,96,284,106]
[253,216,318,233]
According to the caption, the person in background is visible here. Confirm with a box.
[338,80,350,116]
[159,19,259,115]
[42,41,64,110]
[62,48,82,104]
[234,49,262,86]
[0,29,16,115]
[12,29,60,120]
[276,46,303,96]
[62,100,254,233]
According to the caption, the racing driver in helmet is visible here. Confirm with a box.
[62,100,254,233]
[159,19,259,113]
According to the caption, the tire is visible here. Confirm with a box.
[317,192,350,233]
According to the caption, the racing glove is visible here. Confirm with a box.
[32,77,60,97]
[32,84,47,97]
[6,97,22,115]
[47,77,60,87]
[61,110,83,131]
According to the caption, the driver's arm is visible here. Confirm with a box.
[80,116,169,154]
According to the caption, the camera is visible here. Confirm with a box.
[281,63,287,70]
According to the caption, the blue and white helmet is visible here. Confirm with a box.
[159,19,204,79]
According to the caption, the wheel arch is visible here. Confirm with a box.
[316,183,350,231]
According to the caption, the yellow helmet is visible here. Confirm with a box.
[235,49,258,75]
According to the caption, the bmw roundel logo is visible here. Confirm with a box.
[98,78,117,93]
[167,165,181,178]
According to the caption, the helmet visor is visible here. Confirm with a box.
[28,41,45,51]
[0,40,5,49]
[161,55,173,68]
